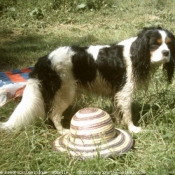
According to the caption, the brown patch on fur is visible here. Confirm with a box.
[165,37,172,44]
[157,38,162,44]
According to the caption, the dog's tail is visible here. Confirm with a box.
[0,79,45,131]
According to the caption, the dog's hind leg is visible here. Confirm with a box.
[49,82,76,135]
[0,79,45,131]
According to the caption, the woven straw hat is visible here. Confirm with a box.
[53,107,133,159]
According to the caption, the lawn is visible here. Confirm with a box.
[0,0,175,174]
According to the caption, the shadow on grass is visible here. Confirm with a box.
[0,35,44,70]
[0,28,98,71]
[131,102,161,126]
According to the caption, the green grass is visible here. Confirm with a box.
[1,0,175,174]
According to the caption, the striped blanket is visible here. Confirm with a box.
[0,67,33,107]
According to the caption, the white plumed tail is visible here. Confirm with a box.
[0,79,45,130]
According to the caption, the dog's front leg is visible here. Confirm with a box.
[114,89,141,133]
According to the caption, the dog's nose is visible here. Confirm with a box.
[162,50,169,57]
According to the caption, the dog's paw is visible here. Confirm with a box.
[58,128,70,135]
[128,125,141,133]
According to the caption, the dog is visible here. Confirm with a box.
[0,26,175,134]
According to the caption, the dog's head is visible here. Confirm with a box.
[131,26,175,82]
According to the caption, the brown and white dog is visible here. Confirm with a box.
[0,27,175,134]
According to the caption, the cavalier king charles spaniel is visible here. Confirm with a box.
[0,26,175,134]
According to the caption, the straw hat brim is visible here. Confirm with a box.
[53,128,133,158]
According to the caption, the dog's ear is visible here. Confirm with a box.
[130,30,151,82]
[163,58,174,82]
[163,34,175,82]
